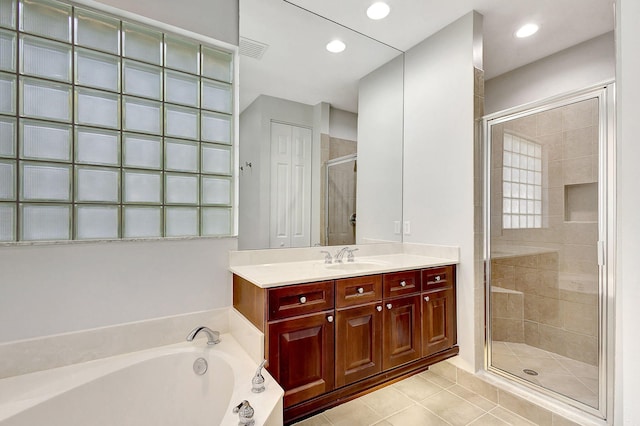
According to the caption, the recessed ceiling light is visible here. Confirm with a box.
[367,2,390,20]
[326,39,346,53]
[515,23,539,38]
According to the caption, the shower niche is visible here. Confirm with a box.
[564,182,598,222]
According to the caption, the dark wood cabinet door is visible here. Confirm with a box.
[422,288,455,357]
[336,303,383,387]
[267,311,335,407]
[382,294,421,370]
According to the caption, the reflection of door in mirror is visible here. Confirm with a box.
[326,155,357,246]
[270,122,312,248]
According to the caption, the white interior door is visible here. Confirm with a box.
[270,122,311,248]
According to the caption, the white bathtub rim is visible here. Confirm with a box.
[0,334,283,425]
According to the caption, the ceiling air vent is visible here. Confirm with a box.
[239,37,269,60]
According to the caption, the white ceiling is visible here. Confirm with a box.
[239,0,614,113]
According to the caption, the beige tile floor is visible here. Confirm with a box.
[293,369,542,426]
[491,341,599,408]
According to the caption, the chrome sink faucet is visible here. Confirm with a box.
[334,246,352,263]
[186,326,220,345]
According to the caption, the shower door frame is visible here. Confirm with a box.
[482,82,616,421]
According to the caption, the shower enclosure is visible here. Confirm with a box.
[325,154,357,246]
[483,84,615,420]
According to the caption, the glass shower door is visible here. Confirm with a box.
[484,86,614,419]
[326,154,357,246]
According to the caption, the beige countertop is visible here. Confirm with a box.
[229,244,459,288]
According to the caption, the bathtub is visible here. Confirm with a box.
[0,334,283,426]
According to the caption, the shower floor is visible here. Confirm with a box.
[492,341,599,408]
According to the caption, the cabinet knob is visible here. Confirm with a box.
[424,296,430,302]
[299,296,307,304]
[327,315,334,323]
[376,305,382,312]
[435,275,441,282]
[386,303,392,310]
[400,280,407,287]
[357,287,364,294]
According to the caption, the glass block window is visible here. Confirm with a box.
[502,133,542,229]
[0,0,235,242]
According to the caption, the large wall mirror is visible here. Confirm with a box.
[238,0,404,249]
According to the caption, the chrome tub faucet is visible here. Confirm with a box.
[186,326,220,345]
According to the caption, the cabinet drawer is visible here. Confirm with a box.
[383,270,421,299]
[422,265,454,291]
[336,275,382,308]
[268,281,334,320]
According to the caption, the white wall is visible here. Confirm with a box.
[402,12,481,370]
[238,95,315,249]
[0,0,240,344]
[90,0,238,46]
[329,108,358,142]
[0,238,237,342]
[238,97,264,249]
[356,55,404,244]
[485,32,614,114]
[616,1,640,424]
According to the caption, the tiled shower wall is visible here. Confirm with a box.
[490,98,599,365]
[491,252,598,365]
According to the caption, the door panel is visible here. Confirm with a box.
[422,288,455,356]
[336,304,383,387]
[382,295,421,370]
[268,311,335,407]
[270,122,311,248]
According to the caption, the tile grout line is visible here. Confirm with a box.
[487,405,538,426]
[413,397,456,426]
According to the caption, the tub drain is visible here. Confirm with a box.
[523,368,538,376]
[193,357,208,375]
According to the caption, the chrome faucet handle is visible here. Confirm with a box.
[320,250,333,264]
[346,248,359,262]
[252,359,267,393]
[233,400,255,425]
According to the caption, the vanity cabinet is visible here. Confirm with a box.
[381,270,422,369]
[268,312,335,407]
[383,294,422,370]
[266,281,335,407]
[335,275,383,387]
[421,265,456,357]
[232,263,458,424]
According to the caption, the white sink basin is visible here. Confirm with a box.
[324,260,390,272]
